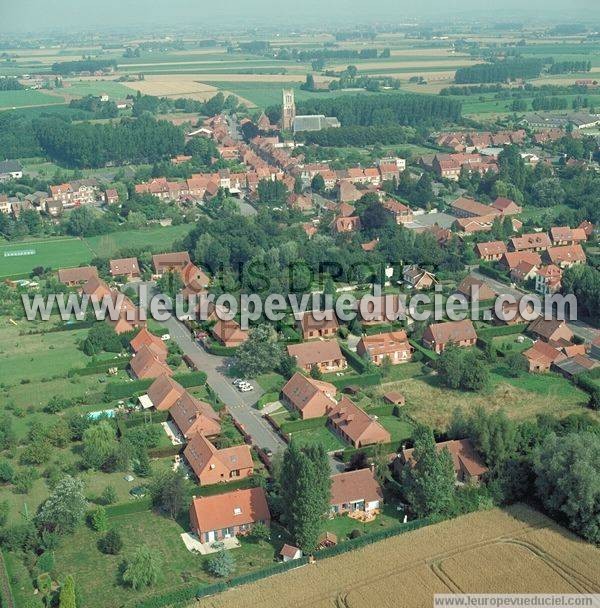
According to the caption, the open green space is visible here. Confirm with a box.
[0,237,93,278]
[0,89,65,110]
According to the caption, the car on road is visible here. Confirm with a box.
[232,378,244,386]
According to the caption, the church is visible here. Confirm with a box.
[281,89,341,134]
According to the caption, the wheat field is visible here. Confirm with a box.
[196,505,600,608]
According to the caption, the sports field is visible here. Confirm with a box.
[198,504,600,608]
[0,89,65,110]
[0,237,93,277]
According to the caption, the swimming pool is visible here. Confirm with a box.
[87,409,116,420]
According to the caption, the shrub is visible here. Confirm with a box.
[98,529,123,555]
[206,549,236,578]
[0,460,15,483]
[89,506,108,532]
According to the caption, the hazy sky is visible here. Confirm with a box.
[2,0,599,33]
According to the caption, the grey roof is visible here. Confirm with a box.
[554,356,599,377]
[293,115,340,133]
[0,160,22,174]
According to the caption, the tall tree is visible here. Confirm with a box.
[401,425,456,518]
[59,575,77,608]
[235,324,282,377]
[36,476,87,534]
[122,545,162,590]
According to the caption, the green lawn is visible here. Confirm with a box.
[491,335,533,354]
[0,89,65,110]
[255,372,286,393]
[289,425,346,452]
[59,80,134,99]
[321,503,406,541]
[84,224,193,257]
[0,237,93,278]
[376,416,413,442]
[52,511,282,608]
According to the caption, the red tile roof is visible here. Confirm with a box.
[330,468,383,507]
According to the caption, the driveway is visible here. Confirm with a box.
[160,316,286,454]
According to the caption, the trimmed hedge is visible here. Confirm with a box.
[340,344,368,373]
[148,445,182,458]
[340,440,405,462]
[478,263,510,283]
[477,323,528,338]
[280,416,328,434]
[408,340,437,362]
[205,343,238,356]
[574,373,600,395]
[70,359,129,376]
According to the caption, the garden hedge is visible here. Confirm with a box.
[329,372,382,389]
[477,323,528,338]
[105,371,207,399]
[340,344,368,373]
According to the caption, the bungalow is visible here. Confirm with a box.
[298,311,339,340]
[330,468,383,515]
[492,197,522,216]
[280,545,302,562]
[281,372,337,419]
[130,328,168,361]
[287,340,347,374]
[130,345,173,380]
[456,276,496,301]
[396,438,487,484]
[152,252,191,277]
[356,294,405,325]
[57,266,98,287]
[550,226,587,246]
[356,331,413,366]
[169,392,220,439]
[211,319,249,348]
[145,374,186,411]
[509,233,551,252]
[545,245,586,268]
[109,257,140,280]
[403,265,437,290]
[523,341,563,373]
[327,396,391,449]
[527,318,574,344]
[423,319,477,354]
[184,434,253,485]
[189,487,271,543]
[474,241,507,262]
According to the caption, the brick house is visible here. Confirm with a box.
[423,320,477,354]
[492,197,522,216]
[287,340,347,374]
[168,392,221,440]
[545,245,586,268]
[549,226,587,246]
[356,331,413,366]
[474,241,507,262]
[129,345,173,380]
[403,265,437,290]
[523,341,563,373]
[396,438,487,484]
[129,328,168,362]
[152,252,191,276]
[509,233,552,252]
[298,311,339,340]
[527,318,574,344]
[146,374,186,411]
[57,266,98,286]
[281,372,337,419]
[189,487,271,543]
[382,199,413,224]
[329,468,383,515]
[184,434,253,485]
[110,257,141,280]
[211,319,249,348]
[327,396,390,448]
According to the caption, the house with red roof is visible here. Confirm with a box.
[189,487,271,543]
[169,392,220,439]
[423,320,477,354]
[130,345,173,380]
[130,328,168,361]
[474,241,507,261]
[287,340,347,374]
[330,468,383,515]
[327,396,390,449]
[356,331,413,366]
[110,257,140,280]
[297,311,339,340]
[281,373,337,419]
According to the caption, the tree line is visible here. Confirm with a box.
[51,58,117,75]
[548,60,592,74]
[301,125,417,147]
[0,77,23,91]
[454,59,544,84]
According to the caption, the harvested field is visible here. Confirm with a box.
[120,76,221,100]
[196,505,600,608]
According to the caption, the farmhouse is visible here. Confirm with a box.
[298,311,339,340]
[145,374,186,411]
[287,340,347,374]
[397,438,487,484]
[422,320,477,354]
[356,331,413,366]
[211,319,249,348]
[329,468,383,515]
[152,251,191,276]
[169,392,221,440]
[129,328,168,361]
[523,341,563,373]
[57,266,98,286]
[129,345,172,380]
[327,396,391,449]
[184,434,253,485]
[281,372,337,419]
[474,241,507,261]
[450,197,498,219]
[109,257,140,280]
[189,487,271,543]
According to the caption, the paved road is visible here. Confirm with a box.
[470,271,599,341]
[161,316,287,454]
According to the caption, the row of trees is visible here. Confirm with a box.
[454,59,543,84]
[302,125,416,147]
[548,60,592,74]
[51,58,117,75]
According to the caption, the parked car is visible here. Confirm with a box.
[161,334,171,341]
[238,384,254,392]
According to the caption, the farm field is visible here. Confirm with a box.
[197,504,600,608]
[381,367,590,430]
[0,237,93,278]
[0,89,65,110]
